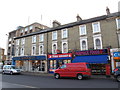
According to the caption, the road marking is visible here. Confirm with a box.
[3,82,38,88]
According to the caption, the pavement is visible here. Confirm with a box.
[21,71,114,79]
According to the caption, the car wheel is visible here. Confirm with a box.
[116,76,120,82]
[2,71,5,74]
[54,73,60,79]
[10,71,13,75]
[77,74,83,80]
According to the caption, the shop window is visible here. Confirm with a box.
[52,43,57,54]
[62,42,68,53]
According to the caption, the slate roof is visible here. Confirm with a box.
[14,12,120,39]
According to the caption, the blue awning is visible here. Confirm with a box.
[72,55,108,64]
[12,56,46,60]
[48,57,72,60]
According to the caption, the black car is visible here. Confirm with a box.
[113,66,120,82]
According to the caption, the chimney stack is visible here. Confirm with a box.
[76,14,82,22]
[52,20,61,27]
[106,7,110,15]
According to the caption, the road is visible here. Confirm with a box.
[1,74,119,88]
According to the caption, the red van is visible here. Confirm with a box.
[54,62,91,80]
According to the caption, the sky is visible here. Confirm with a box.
[0,0,120,54]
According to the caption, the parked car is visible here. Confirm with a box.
[113,66,120,82]
[54,62,91,80]
[2,65,21,75]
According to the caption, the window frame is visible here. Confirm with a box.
[52,43,57,54]
[79,25,87,35]
[52,31,57,40]
[32,35,36,43]
[31,44,36,55]
[92,22,101,33]
[116,18,120,29]
[62,41,68,53]
[62,29,68,39]
[39,34,44,42]
[39,44,44,55]
[80,37,88,50]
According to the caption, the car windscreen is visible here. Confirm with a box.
[11,66,18,69]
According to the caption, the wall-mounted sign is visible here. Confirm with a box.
[113,52,120,60]
[48,53,72,58]
[75,49,108,56]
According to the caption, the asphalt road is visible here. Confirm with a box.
[1,74,119,88]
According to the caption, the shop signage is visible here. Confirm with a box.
[113,52,120,60]
[75,49,108,56]
[48,53,72,58]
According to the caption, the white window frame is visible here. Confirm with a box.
[39,34,44,42]
[20,46,24,56]
[16,39,19,45]
[15,47,19,56]
[31,44,36,55]
[30,26,33,30]
[52,31,57,40]
[93,34,103,49]
[21,38,25,45]
[32,35,36,43]
[62,29,68,39]
[80,37,88,50]
[79,25,87,35]
[39,44,44,55]
[25,27,28,31]
[62,41,68,53]
[116,18,120,29]
[52,42,57,54]
[92,22,101,33]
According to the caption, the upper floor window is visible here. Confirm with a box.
[32,44,36,55]
[30,26,33,30]
[39,34,44,42]
[20,46,24,56]
[32,35,36,43]
[80,38,88,50]
[79,25,87,35]
[62,29,68,38]
[93,34,102,49]
[92,22,101,33]
[52,43,57,54]
[15,47,19,56]
[39,44,44,55]
[52,31,57,40]
[21,29,24,33]
[16,39,19,45]
[116,18,120,29]
[25,27,28,32]
[62,42,68,53]
[21,38,25,45]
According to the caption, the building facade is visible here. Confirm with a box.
[0,47,6,64]
[12,11,120,74]
[7,22,49,65]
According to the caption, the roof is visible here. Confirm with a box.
[14,12,120,40]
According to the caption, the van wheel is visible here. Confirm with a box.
[2,71,5,74]
[54,73,60,79]
[116,76,120,82]
[10,71,13,75]
[77,74,83,80]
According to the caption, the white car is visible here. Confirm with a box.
[3,65,21,75]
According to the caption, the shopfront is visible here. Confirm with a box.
[72,49,110,75]
[12,55,47,73]
[48,53,72,73]
[113,52,120,68]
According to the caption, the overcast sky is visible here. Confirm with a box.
[0,0,119,53]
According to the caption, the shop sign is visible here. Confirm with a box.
[113,52,120,60]
[75,49,108,56]
[48,53,72,58]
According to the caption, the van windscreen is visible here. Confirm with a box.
[86,64,90,68]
